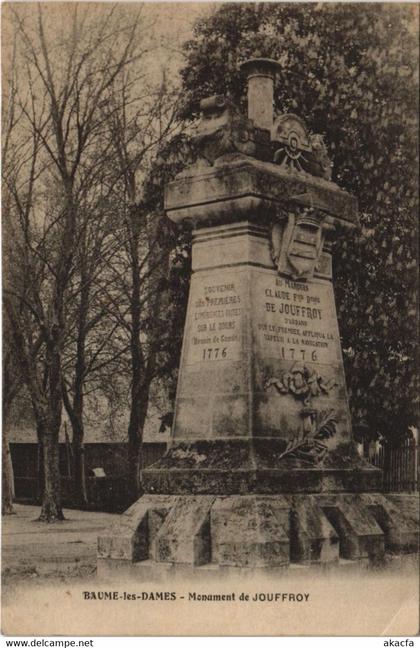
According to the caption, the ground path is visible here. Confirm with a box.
[2,505,419,636]
[2,503,119,582]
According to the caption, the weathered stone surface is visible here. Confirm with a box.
[141,219,380,496]
[142,439,381,495]
[240,58,281,132]
[191,221,272,272]
[252,268,352,445]
[153,496,214,565]
[317,494,385,562]
[289,495,339,564]
[386,493,419,525]
[192,95,271,165]
[98,68,418,577]
[210,496,290,567]
[165,155,357,227]
[361,493,419,554]
[97,495,175,561]
[97,493,415,569]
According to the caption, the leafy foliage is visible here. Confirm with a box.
[180,3,418,443]
[278,409,338,463]
[141,134,195,406]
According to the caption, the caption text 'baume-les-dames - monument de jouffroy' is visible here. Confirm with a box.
[98,58,418,576]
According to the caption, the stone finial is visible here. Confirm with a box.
[240,58,281,132]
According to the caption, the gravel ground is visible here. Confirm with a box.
[2,503,119,584]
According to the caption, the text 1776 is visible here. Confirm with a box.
[202,347,228,360]
[279,348,318,362]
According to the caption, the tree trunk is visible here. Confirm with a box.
[72,423,88,507]
[127,210,143,501]
[71,263,89,507]
[39,427,64,521]
[128,419,141,502]
[62,386,88,507]
[36,423,45,504]
[128,390,151,501]
[2,385,17,514]
[38,344,64,522]
[2,428,15,515]
[127,348,146,501]
[71,329,88,507]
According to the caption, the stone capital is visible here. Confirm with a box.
[165,155,358,230]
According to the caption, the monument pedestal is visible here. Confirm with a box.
[98,492,418,573]
[98,63,418,575]
[98,192,417,572]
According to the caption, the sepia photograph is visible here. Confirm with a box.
[1,0,419,638]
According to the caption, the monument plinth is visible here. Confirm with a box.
[98,60,418,574]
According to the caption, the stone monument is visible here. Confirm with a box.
[98,59,418,574]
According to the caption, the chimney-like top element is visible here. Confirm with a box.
[240,58,281,133]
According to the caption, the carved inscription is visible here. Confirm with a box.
[254,274,340,365]
[185,277,243,365]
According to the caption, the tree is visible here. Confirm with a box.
[2,30,21,515]
[60,195,123,506]
[2,324,20,515]
[141,135,195,411]
[179,3,419,444]
[2,3,158,519]
[99,67,183,500]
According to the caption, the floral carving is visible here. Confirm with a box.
[264,362,337,406]
[264,363,338,464]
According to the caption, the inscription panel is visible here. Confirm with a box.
[184,270,246,366]
[252,271,341,366]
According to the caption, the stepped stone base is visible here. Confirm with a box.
[97,492,419,574]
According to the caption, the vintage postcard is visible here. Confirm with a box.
[2,1,419,637]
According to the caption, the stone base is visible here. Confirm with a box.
[97,492,419,573]
[141,440,382,495]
